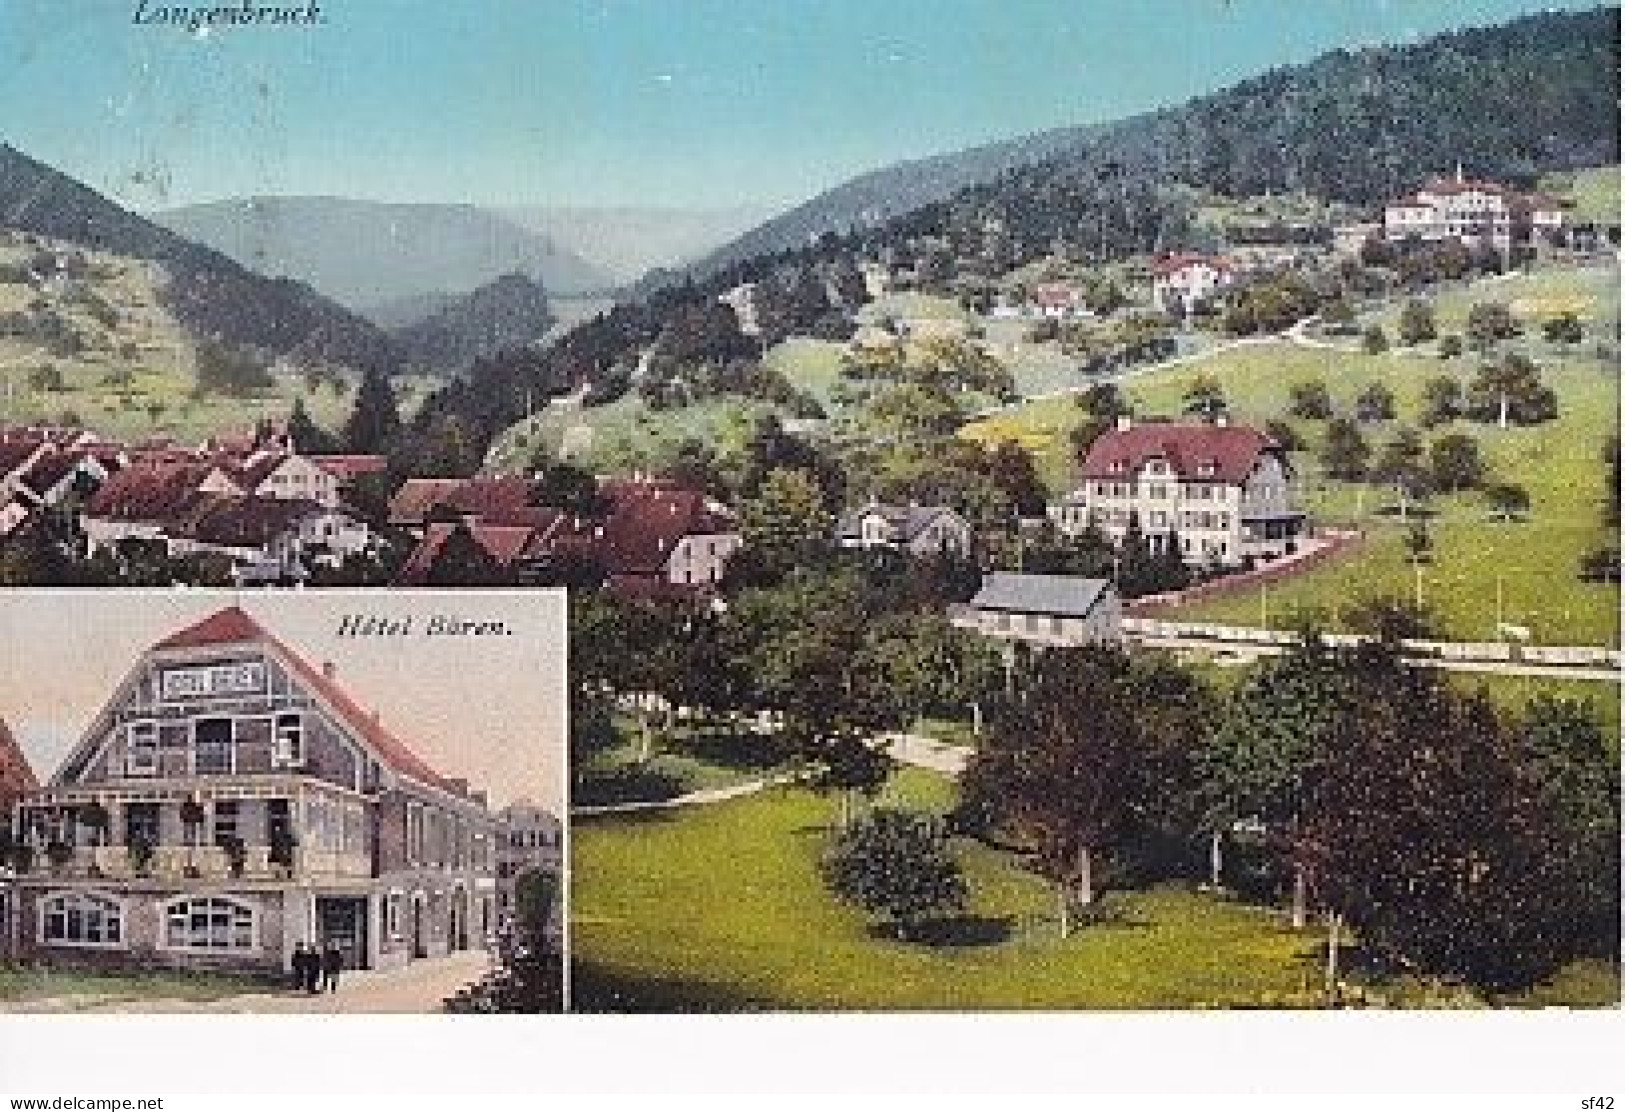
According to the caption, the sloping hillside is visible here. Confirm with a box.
[0,145,397,375]
[393,272,555,373]
[677,6,1619,287]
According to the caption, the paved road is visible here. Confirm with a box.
[573,771,801,817]
[8,950,497,1014]
[883,732,973,776]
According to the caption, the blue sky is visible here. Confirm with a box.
[0,0,1603,211]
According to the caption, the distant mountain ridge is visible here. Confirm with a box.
[0,144,397,375]
[499,204,782,285]
[392,272,555,373]
[154,196,616,310]
[676,6,1620,288]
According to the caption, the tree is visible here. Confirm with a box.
[1601,434,1620,528]
[1341,594,1438,641]
[27,363,63,392]
[960,646,1208,935]
[821,808,968,939]
[343,368,401,454]
[1397,299,1437,346]
[982,441,1049,519]
[286,396,338,454]
[1467,354,1557,428]
[532,461,604,516]
[1438,334,1464,360]
[1319,418,1370,481]
[1308,653,1602,991]
[737,467,832,582]
[1542,312,1584,350]
[1465,301,1521,353]
[1195,634,1351,922]
[1373,426,1430,515]
[1354,382,1395,423]
[1419,375,1463,428]
[1483,482,1531,521]
[1428,432,1486,492]
[1288,380,1333,420]
[1361,325,1389,355]
[1071,382,1131,455]
[1181,375,1228,422]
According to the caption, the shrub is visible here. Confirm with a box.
[822,808,968,939]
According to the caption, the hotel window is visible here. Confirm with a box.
[212,800,240,844]
[273,713,303,767]
[126,721,158,776]
[194,718,233,774]
[163,896,255,951]
[41,891,124,947]
[386,893,402,938]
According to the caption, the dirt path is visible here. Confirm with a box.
[7,950,497,1014]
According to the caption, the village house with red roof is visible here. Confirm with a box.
[391,474,742,594]
[1052,416,1306,567]
[1150,253,1237,316]
[2,606,500,975]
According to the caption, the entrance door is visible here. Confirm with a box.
[450,888,469,951]
[315,896,370,970]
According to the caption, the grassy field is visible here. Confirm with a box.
[0,232,435,442]
[488,393,776,474]
[0,964,276,1006]
[574,715,793,808]
[1540,165,1621,227]
[573,767,1332,1011]
[572,766,1617,1010]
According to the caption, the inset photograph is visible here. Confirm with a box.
[0,589,566,1013]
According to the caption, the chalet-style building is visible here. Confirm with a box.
[1150,253,1236,315]
[950,573,1123,648]
[3,607,499,974]
[1383,169,1566,250]
[1051,417,1305,567]
[835,501,973,558]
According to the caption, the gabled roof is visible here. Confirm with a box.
[17,451,90,499]
[388,478,465,525]
[84,461,214,524]
[148,606,450,792]
[1152,252,1234,277]
[0,438,47,477]
[308,454,388,482]
[597,481,736,576]
[177,496,325,548]
[1081,421,1279,485]
[396,522,538,584]
[836,502,958,543]
[969,572,1114,618]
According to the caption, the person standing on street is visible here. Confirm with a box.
[321,940,344,993]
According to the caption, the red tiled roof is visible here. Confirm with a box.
[0,715,40,802]
[1081,422,1279,485]
[1419,177,1510,197]
[396,522,537,584]
[17,451,85,498]
[85,461,213,524]
[0,439,47,477]
[151,606,450,791]
[177,496,323,548]
[388,478,466,525]
[443,476,533,517]
[597,483,735,577]
[1152,252,1233,277]
[308,455,388,482]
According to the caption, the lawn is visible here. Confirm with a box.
[488,393,775,474]
[0,964,276,1007]
[1540,165,1621,227]
[572,767,1332,1011]
[574,715,794,808]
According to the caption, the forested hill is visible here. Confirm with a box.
[0,144,398,375]
[392,272,556,373]
[671,5,1619,289]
